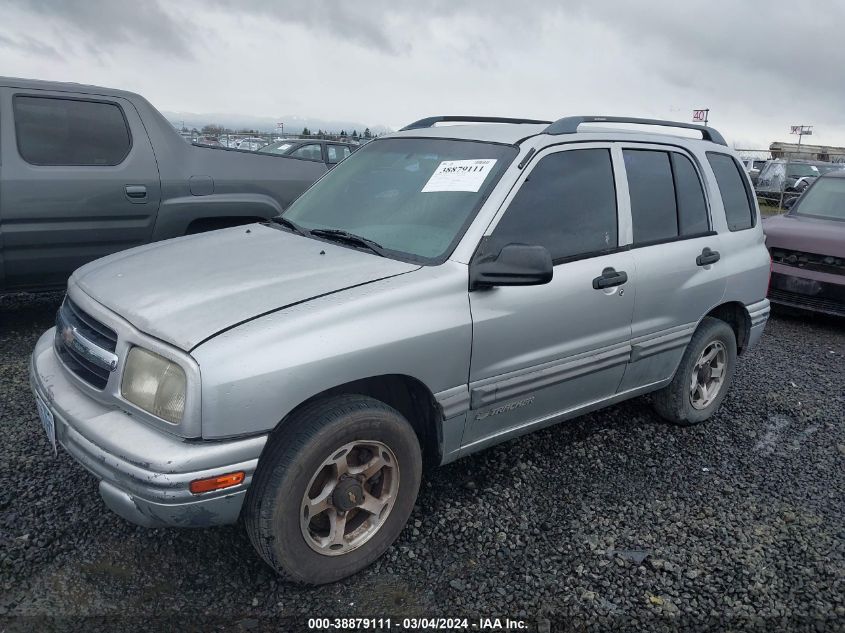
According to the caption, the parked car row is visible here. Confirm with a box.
[194,134,360,158]
[235,136,270,151]
[754,158,845,203]
[30,113,774,584]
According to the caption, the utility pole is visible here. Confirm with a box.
[779,125,813,210]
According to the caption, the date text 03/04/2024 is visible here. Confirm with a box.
[306,617,529,630]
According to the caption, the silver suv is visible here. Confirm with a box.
[30,115,771,584]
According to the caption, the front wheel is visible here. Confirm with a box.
[651,317,737,426]
[244,395,422,584]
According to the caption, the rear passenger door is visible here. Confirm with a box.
[0,90,161,290]
[617,145,726,392]
[465,145,636,448]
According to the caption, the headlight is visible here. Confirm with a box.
[121,347,186,423]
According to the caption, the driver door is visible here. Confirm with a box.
[464,145,635,448]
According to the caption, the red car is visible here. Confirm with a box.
[763,171,845,316]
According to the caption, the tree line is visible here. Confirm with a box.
[192,124,375,138]
[300,127,373,139]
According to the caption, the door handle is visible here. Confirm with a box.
[696,247,720,266]
[592,267,628,289]
[124,185,147,200]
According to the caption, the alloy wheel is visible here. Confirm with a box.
[689,340,727,410]
[299,440,400,556]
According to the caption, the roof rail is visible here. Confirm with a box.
[543,116,727,146]
[400,116,552,131]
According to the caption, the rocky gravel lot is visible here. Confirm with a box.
[1,292,843,632]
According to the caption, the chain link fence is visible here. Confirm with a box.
[735,147,845,213]
[181,130,371,151]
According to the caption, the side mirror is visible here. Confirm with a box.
[784,196,797,211]
[470,243,553,290]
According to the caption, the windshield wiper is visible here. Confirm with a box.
[268,215,308,236]
[308,228,388,257]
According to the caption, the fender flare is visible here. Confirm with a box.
[151,193,283,240]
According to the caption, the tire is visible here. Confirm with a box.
[651,317,737,426]
[243,395,422,585]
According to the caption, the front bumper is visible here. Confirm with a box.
[768,266,845,317]
[30,329,267,528]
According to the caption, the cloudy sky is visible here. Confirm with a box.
[2,0,844,149]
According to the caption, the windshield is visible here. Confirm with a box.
[787,164,820,177]
[282,137,517,262]
[258,141,295,155]
[792,177,845,221]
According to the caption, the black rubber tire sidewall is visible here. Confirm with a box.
[652,317,738,426]
[245,396,422,585]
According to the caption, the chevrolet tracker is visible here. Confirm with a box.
[31,115,771,584]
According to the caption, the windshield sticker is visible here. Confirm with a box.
[421,159,498,193]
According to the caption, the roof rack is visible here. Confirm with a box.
[400,116,552,131]
[543,116,727,146]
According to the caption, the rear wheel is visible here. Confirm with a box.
[651,317,737,426]
[244,395,422,584]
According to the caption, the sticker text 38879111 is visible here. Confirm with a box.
[421,159,497,193]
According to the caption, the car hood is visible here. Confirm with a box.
[71,224,420,350]
[763,213,845,256]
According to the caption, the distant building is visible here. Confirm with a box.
[770,141,845,162]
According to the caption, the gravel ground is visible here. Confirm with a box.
[1,292,843,632]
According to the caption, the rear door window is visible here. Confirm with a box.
[289,143,324,162]
[624,149,678,243]
[707,153,755,231]
[327,144,352,164]
[672,153,710,235]
[624,149,711,243]
[14,95,131,166]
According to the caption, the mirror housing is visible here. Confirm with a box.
[470,243,553,290]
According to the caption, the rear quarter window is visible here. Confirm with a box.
[13,95,132,166]
[707,152,755,231]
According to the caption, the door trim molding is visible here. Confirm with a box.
[434,385,471,419]
[629,322,696,362]
[459,377,671,457]
[469,342,632,410]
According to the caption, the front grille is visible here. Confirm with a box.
[769,247,845,276]
[54,298,118,389]
[769,289,845,317]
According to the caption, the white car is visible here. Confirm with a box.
[237,137,268,151]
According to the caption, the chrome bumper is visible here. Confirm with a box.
[29,328,267,528]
